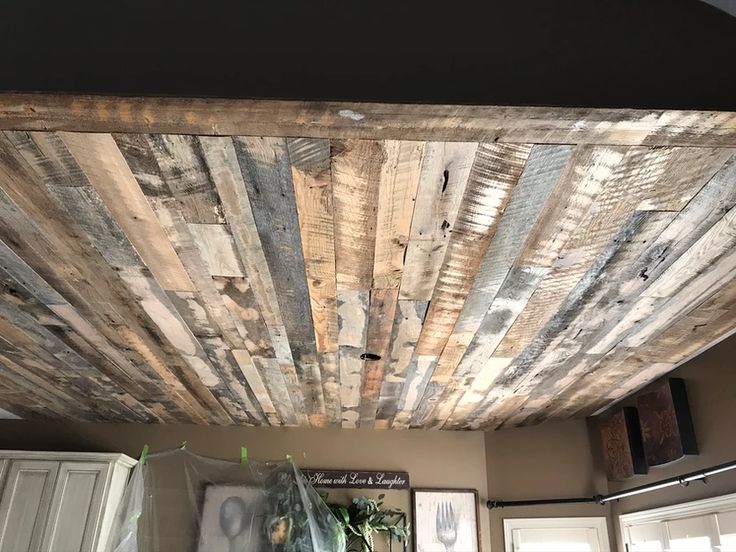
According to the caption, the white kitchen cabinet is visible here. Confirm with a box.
[0,451,136,552]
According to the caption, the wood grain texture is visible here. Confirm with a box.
[55,132,195,292]
[0,123,732,428]
[3,94,736,146]
[415,143,532,357]
[400,142,477,300]
[372,141,424,289]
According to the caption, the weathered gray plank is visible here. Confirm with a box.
[376,300,428,425]
[234,136,319,424]
[359,289,399,428]
[337,289,369,428]
[415,142,532,358]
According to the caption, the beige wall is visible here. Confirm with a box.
[486,419,612,551]
[0,423,490,552]
[591,333,736,551]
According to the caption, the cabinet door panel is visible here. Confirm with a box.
[0,460,59,552]
[0,460,7,492]
[41,462,110,552]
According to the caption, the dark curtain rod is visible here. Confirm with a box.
[486,459,736,509]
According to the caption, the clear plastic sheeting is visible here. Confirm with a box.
[106,449,346,552]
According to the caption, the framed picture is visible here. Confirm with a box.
[197,485,268,552]
[412,488,481,552]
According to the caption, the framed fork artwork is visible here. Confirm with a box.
[411,489,481,552]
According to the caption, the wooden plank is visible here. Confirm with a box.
[18,133,237,424]
[115,134,256,351]
[494,145,721,360]
[198,136,283,327]
[505,183,734,427]
[133,136,307,425]
[234,136,318,424]
[400,142,478,300]
[593,188,736,356]
[287,138,338,353]
[376,300,428,425]
[213,277,276,358]
[332,139,383,289]
[145,134,226,224]
[166,291,220,338]
[117,267,234,425]
[0,329,113,418]
[431,145,573,383]
[419,149,574,426]
[0,313,140,422]
[494,154,736,426]
[336,289,369,428]
[635,148,734,211]
[499,211,676,426]
[198,336,265,425]
[391,356,438,429]
[372,141,424,289]
[4,94,736,146]
[443,357,513,429]
[439,266,548,427]
[318,351,341,427]
[487,210,662,420]
[3,131,87,187]
[231,350,282,426]
[624,235,736,350]
[188,224,245,277]
[287,138,342,427]
[455,145,575,332]
[0,277,153,421]
[359,289,399,427]
[57,132,195,292]
[414,142,532,357]
[547,275,736,422]
[0,239,66,306]
[0,355,87,421]
[0,134,211,422]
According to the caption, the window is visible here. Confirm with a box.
[504,517,610,552]
[620,492,736,552]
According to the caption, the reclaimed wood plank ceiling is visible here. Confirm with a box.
[0,95,734,429]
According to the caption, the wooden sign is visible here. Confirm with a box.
[600,407,647,481]
[301,470,410,490]
[637,378,698,466]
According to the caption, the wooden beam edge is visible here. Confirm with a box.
[0,93,735,146]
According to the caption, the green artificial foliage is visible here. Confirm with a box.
[323,494,410,552]
[263,466,347,552]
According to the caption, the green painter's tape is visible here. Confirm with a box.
[139,444,149,466]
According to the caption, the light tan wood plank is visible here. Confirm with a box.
[332,139,382,289]
[372,141,424,289]
[188,223,245,277]
[400,142,477,300]
[288,138,339,353]
[57,132,195,292]
[198,136,283,327]
[415,142,532,357]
